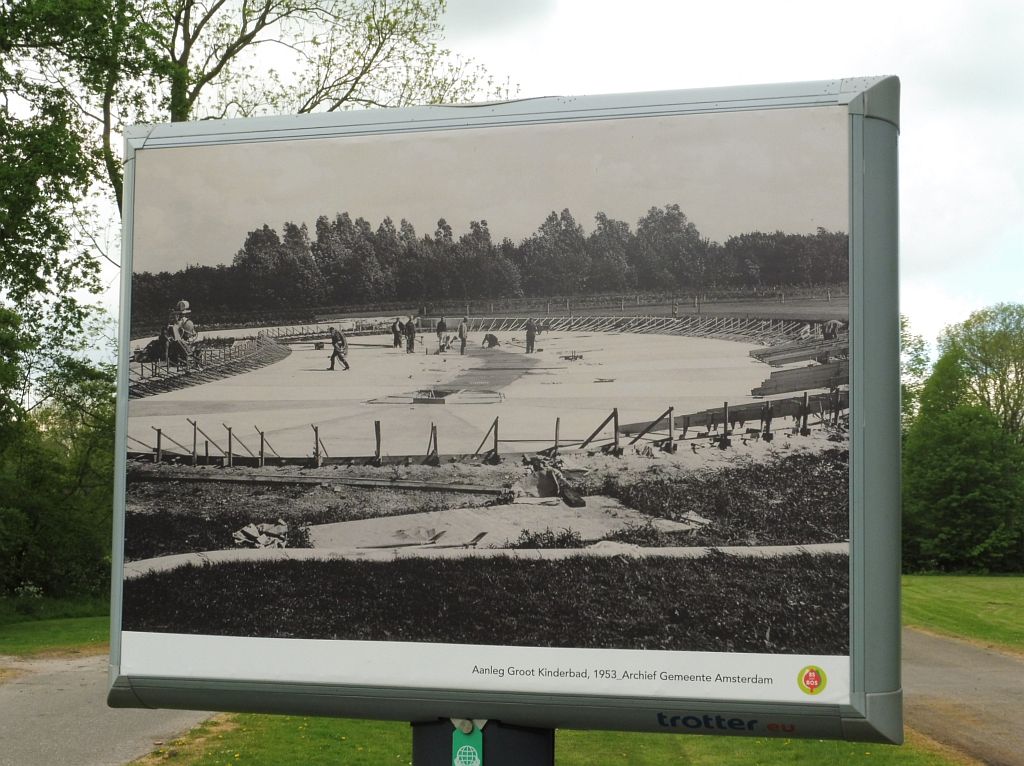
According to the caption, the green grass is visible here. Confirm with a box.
[902,574,1024,652]
[0,596,109,656]
[131,714,961,766]
[558,728,956,765]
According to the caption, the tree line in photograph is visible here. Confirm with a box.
[131,205,849,326]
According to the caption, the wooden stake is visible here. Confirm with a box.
[627,406,673,446]
[155,429,162,464]
[473,419,497,456]
[374,420,382,461]
[580,409,618,450]
[554,417,560,455]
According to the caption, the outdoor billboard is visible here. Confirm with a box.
[109,76,902,744]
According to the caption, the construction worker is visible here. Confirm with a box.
[404,315,417,354]
[458,316,469,355]
[525,318,537,353]
[435,317,448,352]
[391,317,403,348]
[328,326,350,370]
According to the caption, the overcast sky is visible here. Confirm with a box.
[438,0,1023,349]
[132,106,848,272]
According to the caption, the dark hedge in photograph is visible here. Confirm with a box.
[122,552,849,655]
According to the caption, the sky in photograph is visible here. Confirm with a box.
[131,106,848,274]
[437,0,1023,349]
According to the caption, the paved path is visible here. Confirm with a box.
[0,653,209,766]
[903,627,1024,766]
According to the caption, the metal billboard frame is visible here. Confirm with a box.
[109,76,902,744]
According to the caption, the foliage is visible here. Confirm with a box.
[122,553,849,655]
[939,303,1024,442]
[578,450,849,547]
[902,405,1024,572]
[5,0,511,210]
[916,345,969,418]
[900,314,929,431]
[604,519,688,547]
[0,34,104,395]
[0,360,115,596]
[903,308,1024,573]
[131,207,850,328]
[0,307,34,439]
[902,574,1024,652]
[500,526,584,549]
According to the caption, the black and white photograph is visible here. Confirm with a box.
[120,105,852,674]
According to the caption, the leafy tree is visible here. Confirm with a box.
[2,0,160,210]
[586,213,633,292]
[900,314,929,430]
[939,303,1024,441]
[0,357,115,596]
[917,344,969,419]
[0,308,34,437]
[633,204,702,290]
[0,47,101,378]
[903,404,1024,572]
[6,0,510,211]
[529,209,589,296]
[233,223,282,305]
[343,216,387,303]
[394,217,425,302]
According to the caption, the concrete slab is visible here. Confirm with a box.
[128,331,770,458]
[306,495,700,549]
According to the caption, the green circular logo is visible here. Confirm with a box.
[797,665,828,695]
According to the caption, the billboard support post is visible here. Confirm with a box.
[411,719,554,765]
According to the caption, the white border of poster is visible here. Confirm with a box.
[109,77,901,743]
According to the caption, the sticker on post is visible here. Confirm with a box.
[452,720,483,766]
